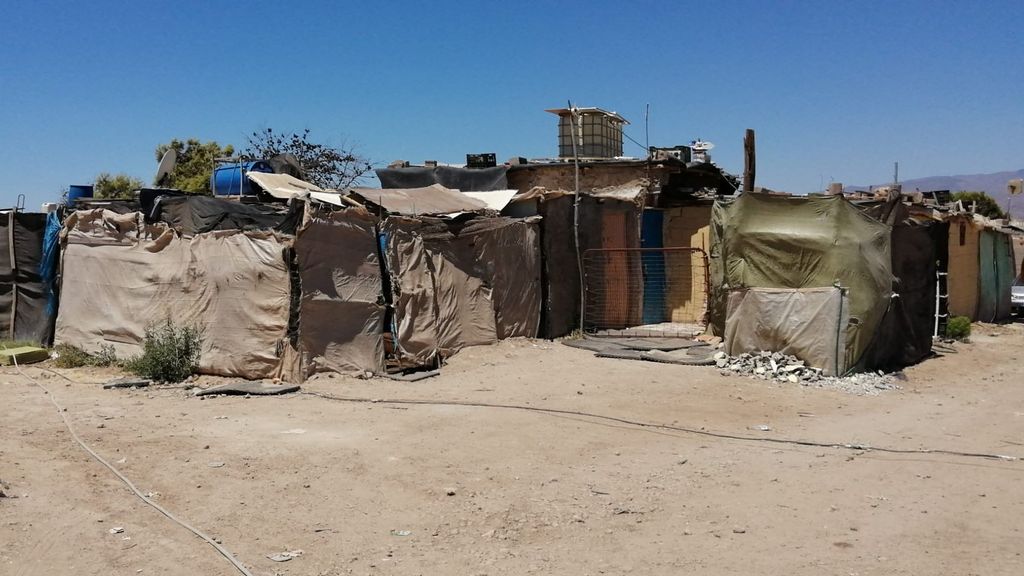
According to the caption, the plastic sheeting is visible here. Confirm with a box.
[55,210,290,379]
[376,165,509,192]
[381,215,540,365]
[710,193,894,372]
[349,185,488,216]
[294,210,385,376]
[153,195,300,236]
[0,211,53,345]
[725,287,849,376]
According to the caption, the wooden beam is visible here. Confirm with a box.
[743,129,756,193]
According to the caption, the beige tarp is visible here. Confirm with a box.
[725,287,850,376]
[294,210,385,376]
[381,216,541,365]
[55,209,290,379]
[350,185,488,216]
[247,172,351,207]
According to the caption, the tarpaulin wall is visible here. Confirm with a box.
[376,166,509,192]
[947,217,981,320]
[1,211,54,345]
[663,204,712,323]
[293,209,385,376]
[55,210,290,379]
[862,222,946,370]
[710,193,894,373]
[381,216,540,366]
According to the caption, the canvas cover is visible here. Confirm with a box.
[381,215,540,365]
[349,185,488,216]
[1,211,53,345]
[710,193,894,372]
[294,209,385,376]
[376,165,509,192]
[55,209,290,379]
[725,287,850,376]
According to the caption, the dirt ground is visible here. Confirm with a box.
[2,323,1024,576]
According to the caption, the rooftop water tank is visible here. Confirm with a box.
[67,184,93,204]
[211,161,274,196]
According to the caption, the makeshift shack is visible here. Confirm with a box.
[55,209,292,379]
[946,214,1015,322]
[710,193,895,375]
[1,209,59,345]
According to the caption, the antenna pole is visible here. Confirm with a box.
[569,100,585,334]
[893,161,899,185]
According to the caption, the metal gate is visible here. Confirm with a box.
[581,247,709,337]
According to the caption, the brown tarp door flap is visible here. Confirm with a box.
[294,210,385,376]
[466,218,542,339]
[55,209,291,379]
[725,287,850,376]
[538,196,579,338]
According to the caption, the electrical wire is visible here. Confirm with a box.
[10,359,254,576]
[301,391,1021,463]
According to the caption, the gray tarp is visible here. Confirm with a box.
[294,209,385,376]
[376,165,509,192]
[55,210,290,379]
[725,287,850,376]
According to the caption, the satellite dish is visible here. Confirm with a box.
[1009,178,1023,196]
[155,148,177,186]
[268,153,304,179]
[690,139,715,151]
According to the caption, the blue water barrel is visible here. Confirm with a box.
[67,184,94,204]
[211,161,274,196]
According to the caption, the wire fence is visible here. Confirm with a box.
[582,247,709,337]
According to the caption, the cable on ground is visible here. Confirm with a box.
[301,390,1021,462]
[10,359,254,576]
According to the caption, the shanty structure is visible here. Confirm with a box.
[946,214,1015,322]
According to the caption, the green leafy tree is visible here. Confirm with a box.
[93,172,145,199]
[243,128,372,190]
[953,190,1006,219]
[154,139,234,194]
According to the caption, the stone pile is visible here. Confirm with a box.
[713,350,900,395]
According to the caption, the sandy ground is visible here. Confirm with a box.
[2,322,1024,576]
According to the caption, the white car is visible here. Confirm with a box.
[1013,278,1024,315]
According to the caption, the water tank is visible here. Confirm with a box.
[67,184,94,204]
[211,161,274,196]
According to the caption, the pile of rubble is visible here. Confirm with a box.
[713,351,900,395]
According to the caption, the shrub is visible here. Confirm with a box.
[946,316,971,341]
[52,343,118,368]
[124,318,203,383]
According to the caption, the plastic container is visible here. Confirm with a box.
[211,161,274,196]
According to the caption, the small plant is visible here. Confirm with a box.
[52,343,120,368]
[946,316,972,341]
[124,317,203,383]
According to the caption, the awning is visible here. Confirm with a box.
[247,172,350,207]
[348,185,488,216]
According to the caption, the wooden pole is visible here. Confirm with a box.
[743,129,756,193]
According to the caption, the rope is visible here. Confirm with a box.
[301,391,1021,462]
[10,359,254,576]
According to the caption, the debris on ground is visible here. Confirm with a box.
[267,549,303,562]
[194,381,300,397]
[103,377,151,389]
[714,351,900,395]
[109,527,124,534]
[0,346,49,366]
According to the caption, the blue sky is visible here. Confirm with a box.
[2,0,1022,208]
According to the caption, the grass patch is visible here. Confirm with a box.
[123,318,203,383]
[52,343,118,368]
[946,316,972,341]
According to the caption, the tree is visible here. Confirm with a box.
[154,139,235,194]
[94,172,145,199]
[953,190,1006,219]
[242,128,372,190]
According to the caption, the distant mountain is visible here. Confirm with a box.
[850,168,1024,218]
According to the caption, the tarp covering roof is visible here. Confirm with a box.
[152,195,300,236]
[710,193,894,374]
[461,189,519,212]
[349,185,489,216]
[246,172,350,207]
[376,165,509,192]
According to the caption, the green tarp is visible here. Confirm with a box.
[978,229,1014,322]
[710,193,894,373]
